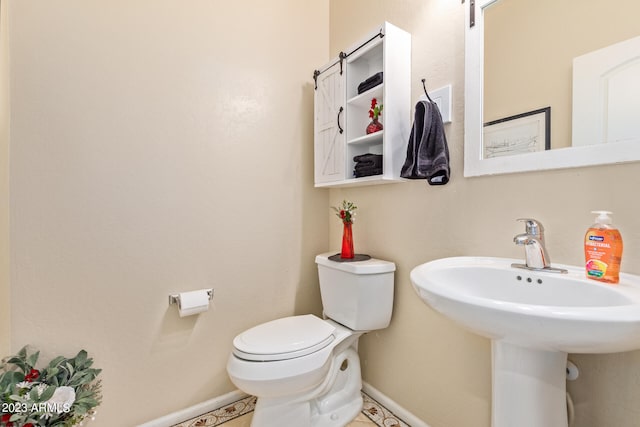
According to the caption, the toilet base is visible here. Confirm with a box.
[250,347,363,427]
[311,393,362,427]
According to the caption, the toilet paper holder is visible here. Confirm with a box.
[168,289,214,307]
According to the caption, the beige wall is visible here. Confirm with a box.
[8,1,640,426]
[330,1,640,427]
[0,0,9,357]
[8,1,328,425]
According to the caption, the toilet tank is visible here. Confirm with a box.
[315,253,395,331]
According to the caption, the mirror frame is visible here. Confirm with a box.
[464,0,640,177]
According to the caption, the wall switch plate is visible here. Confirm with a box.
[419,84,452,124]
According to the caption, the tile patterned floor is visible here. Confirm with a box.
[218,411,377,427]
[172,392,410,427]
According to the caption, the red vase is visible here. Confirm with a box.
[366,118,383,134]
[341,222,354,259]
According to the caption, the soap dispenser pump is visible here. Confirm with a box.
[584,211,623,284]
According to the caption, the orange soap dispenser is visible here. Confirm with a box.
[584,210,623,284]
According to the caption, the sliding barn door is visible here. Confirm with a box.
[314,61,346,185]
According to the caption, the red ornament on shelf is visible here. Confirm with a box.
[366,118,383,134]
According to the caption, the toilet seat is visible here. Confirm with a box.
[227,318,359,400]
[233,314,336,362]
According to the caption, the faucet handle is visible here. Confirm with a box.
[517,218,545,236]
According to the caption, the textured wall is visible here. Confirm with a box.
[8,1,328,425]
[330,1,640,427]
[0,0,9,357]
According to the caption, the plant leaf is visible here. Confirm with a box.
[27,350,40,369]
[48,356,66,369]
[38,384,56,401]
[74,350,87,368]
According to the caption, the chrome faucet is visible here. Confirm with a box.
[512,218,567,273]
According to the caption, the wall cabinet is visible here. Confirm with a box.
[313,22,411,188]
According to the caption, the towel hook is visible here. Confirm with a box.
[421,79,435,103]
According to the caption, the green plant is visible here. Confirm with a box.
[0,346,102,427]
[369,98,383,120]
[332,200,357,224]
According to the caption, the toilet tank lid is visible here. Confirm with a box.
[315,253,396,274]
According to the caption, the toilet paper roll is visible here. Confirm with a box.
[178,290,210,317]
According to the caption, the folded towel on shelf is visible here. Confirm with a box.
[353,153,383,168]
[354,164,382,173]
[400,100,450,185]
[357,72,384,94]
[353,153,383,178]
[354,166,383,178]
[355,165,380,173]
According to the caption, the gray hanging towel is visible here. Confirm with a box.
[400,100,450,185]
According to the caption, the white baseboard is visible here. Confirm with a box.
[138,383,429,427]
[137,389,248,427]
[362,381,431,427]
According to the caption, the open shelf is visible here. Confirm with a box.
[347,84,384,106]
[348,131,384,146]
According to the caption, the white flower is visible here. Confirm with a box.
[16,381,32,389]
[35,383,48,397]
[45,386,76,413]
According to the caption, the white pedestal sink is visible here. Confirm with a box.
[410,257,640,427]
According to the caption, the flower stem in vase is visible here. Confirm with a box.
[367,98,383,134]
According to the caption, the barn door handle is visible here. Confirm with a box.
[337,106,344,134]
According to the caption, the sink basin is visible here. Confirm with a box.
[411,256,640,353]
[410,256,640,427]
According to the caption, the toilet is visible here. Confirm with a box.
[226,252,395,427]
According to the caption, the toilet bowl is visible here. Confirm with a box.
[227,253,395,427]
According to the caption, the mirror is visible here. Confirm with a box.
[464,0,640,177]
